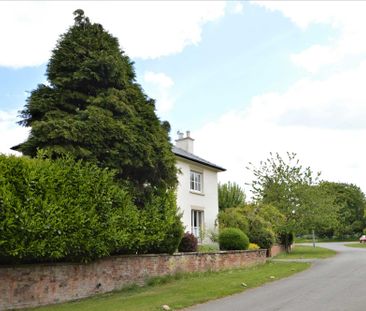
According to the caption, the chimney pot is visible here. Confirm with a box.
[175,130,194,153]
[177,131,184,139]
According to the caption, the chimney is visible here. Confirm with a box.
[175,130,194,153]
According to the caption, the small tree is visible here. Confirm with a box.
[247,152,337,251]
[218,182,246,210]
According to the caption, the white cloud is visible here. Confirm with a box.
[0,110,28,155]
[255,1,366,73]
[193,60,366,197]
[144,72,174,89]
[231,2,244,14]
[0,1,226,68]
[143,71,175,114]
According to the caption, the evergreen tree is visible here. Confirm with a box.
[13,10,177,198]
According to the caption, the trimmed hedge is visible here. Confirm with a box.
[0,154,183,264]
[219,228,249,250]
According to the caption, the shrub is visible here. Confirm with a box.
[178,232,198,252]
[0,154,184,263]
[247,216,276,249]
[248,243,260,250]
[218,208,249,234]
[118,189,184,255]
[219,228,249,250]
[248,226,276,249]
[0,154,136,264]
[208,229,219,243]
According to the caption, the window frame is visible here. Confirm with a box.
[191,209,204,240]
[190,170,203,193]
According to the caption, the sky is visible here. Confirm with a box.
[1,1,366,196]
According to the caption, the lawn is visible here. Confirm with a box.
[27,262,310,311]
[295,237,357,243]
[344,243,366,249]
[274,245,337,259]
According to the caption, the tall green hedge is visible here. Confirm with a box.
[0,154,183,264]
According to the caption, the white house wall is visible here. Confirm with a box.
[175,157,219,242]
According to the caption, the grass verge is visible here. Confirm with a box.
[27,262,310,311]
[344,243,366,249]
[275,245,336,259]
[295,237,357,243]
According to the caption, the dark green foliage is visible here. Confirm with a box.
[14,10,177,199]
[219,228,249,251]
[218,208,249,234]
[246,217,276,249]
[0,153,135,263]
[218,182,246,210]
[96,186,183,255]
[218,203,282,250]
[178,232,198,252]
[0,154,183,263]
[319,182,366,237]
[279,233,294,249]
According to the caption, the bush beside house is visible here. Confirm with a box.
[178,232,198,252]
[219,228,249,250]
[0,154,183,264]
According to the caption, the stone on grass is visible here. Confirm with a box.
[241,282,248,287]
[162,305,171,310]
[270,276,275,279]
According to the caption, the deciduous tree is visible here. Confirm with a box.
[218,182,246,210]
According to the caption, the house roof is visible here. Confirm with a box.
[172,146,226,172]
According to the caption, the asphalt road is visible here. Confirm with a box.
[186,243,366,311]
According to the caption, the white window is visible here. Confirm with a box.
[191,210,204,239]
[190,170,202,192]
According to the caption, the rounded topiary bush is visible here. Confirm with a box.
[178,232,198,252]
[219,228,249,250]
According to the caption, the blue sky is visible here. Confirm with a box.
[1,1,366,195]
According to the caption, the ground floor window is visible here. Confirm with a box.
[191,209,204,239]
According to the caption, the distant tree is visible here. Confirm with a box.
[13,9,177,199]
[319,182,366,237]
[218,182,246,210]
[247,152,337,247]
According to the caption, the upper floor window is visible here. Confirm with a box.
[190,170,202,192]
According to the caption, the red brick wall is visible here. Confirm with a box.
[270,244,287,257]
[0,250,266,310]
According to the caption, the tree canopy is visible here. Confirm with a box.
[13,10,177,198]
[218,182,246,210]
[247,152,337,236]
[319,182,366,236]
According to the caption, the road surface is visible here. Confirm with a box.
[186,243,366,311]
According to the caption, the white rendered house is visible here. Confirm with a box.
[173,131,225,242]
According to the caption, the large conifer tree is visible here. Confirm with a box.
[14,10,177,197]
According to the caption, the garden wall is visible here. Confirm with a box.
[0,249,266,310]
[270,244,288,257]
